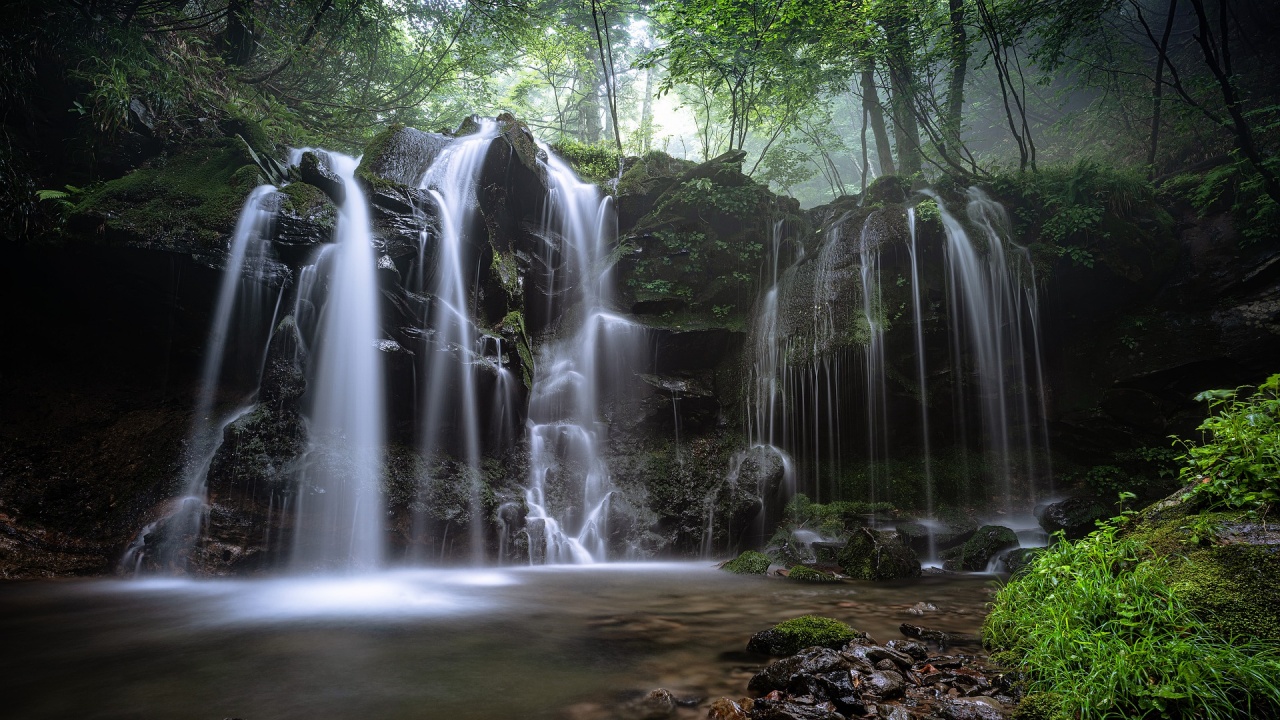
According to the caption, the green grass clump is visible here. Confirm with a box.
[722,550,771,575]
[984,522,1280,719]
[1175,373,1280,516]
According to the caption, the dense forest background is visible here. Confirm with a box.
[3,0,1278,229]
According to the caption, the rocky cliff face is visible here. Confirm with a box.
[1,113,1277,577]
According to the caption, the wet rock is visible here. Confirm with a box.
[357,125,451,187]
[1002,547,1043,575]
[272,183,337,262]
[837,528,922,580]
[298,150,345,206]
[751,697,844,720]
[877,705,915,720]
[747,616,863,656]
[786,565,840,582]
[748,647,849,693]
[937,697,1005,720]
[1035,496,1111,539]
[864,670,906,700]
[941,526,1018,572]
[634,688,677,719]
[885,640,929,661]
[708,697,751,720]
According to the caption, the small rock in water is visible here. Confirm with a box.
[707,697,750,720]
[878,705,916,720]
[905,601,938,616]
[885,639,929,660]
[635,688,677,719]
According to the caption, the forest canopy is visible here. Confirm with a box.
[3,0,1278,219]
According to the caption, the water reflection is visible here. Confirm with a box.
[0,565,996,719]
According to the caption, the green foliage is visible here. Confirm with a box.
[723,549,771,574]
[1011,691,1068,720]
[1176,374,1280,516]
[782,493,894,536]
[985,520,1280,719]
[550,139,622,183]
[1161,156,1280,246]
[659,176,762,217]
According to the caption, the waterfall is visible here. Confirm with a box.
[906,208,935,558]
[291,152,386,571]
[415,119,500,564]
[523,150,641,564]
[926,187,1049,511]
[120,185,280,573]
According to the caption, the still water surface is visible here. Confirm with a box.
[0,564,996,719]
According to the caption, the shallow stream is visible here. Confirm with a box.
[0,564,997,719]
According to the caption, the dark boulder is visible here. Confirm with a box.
[836,528,922,580]
[298,150,345,206]
[941,526,1018,572]
[1036,496,1112,539]
[748,646,850,693]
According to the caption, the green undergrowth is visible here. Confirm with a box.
[985,520,1280,719]
[550,138,622,184]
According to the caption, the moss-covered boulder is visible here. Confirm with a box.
[356,124,451,188]
[70,137,266,255]
[836,527,922,580]
[786,565,840,582]
[746,615,863,655]
[1003,547,1044,575]
[941,525,1019,571]
[723,549,771,574]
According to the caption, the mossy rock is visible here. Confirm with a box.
[745,615,864,655]
[356,123,450,188]
[71,138,264,254]
[941,525,1019,571]
[836,527,922,580]
[723,549,771,574]
[1004,547,1045,575]
[786,565,839,582]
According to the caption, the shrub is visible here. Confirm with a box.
[1175,373,1280,517]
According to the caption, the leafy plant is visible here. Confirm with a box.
[985,520,1280,719]
[1175,374,1280,517]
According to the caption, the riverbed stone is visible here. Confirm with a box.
[748,616,863,656]
[941,526,1019,572]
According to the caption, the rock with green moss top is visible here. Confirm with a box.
[722,550,771,575]
[786,565,839,582]
[356,124,450,187]
[69,137,265,254]
[1003,547,1044,575]
[836,527,922,580]
[273,182,337,261]
[864,175,910,205]
[746,615,864,655]
[941,525,1019,571]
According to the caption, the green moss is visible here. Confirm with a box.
[72,138,262,251]
[1170,544,1280,642]
[765,615,860,653]
[786,565,838,582]
[942,525,1018,571]
[550,138,621,183]
[723,549,771,574]
[1011,692,1067,720]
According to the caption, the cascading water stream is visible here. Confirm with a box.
[291,151,386,571]
[523,150,639,564]
[925,187,1048,511]
[121,185,280,573]
[906,207,936,560]
[416,120,501,564]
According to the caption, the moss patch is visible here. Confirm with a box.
[746,615,862,655]
[72,138,262,253]
[723,549,771,574]
[787,565,839,582]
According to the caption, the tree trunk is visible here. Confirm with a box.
[888,62,923,177]
[944,0,968,153]
[220,0,255,67]
[861,66,895,177]
[1146,0,1179,176]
